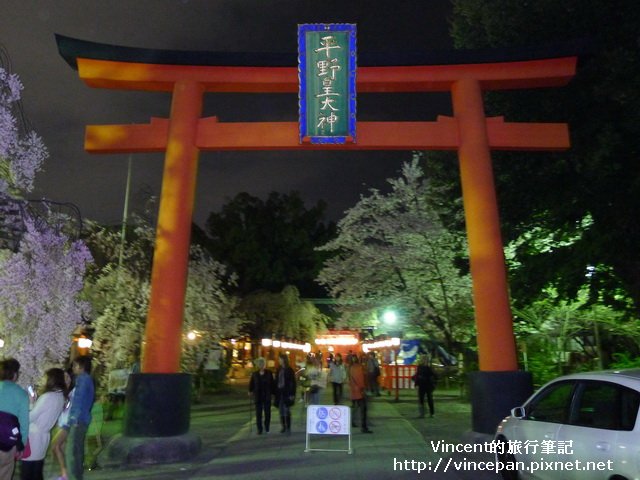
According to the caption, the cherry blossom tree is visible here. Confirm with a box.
[317,156,474,350]
[83,219,240,390]
[0,67,91,387]
[0,221,92,387]
[0,68,46,194]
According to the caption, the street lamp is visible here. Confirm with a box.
[77,337,93,349]
[382,310,397,325]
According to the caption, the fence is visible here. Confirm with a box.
[382,364,416,391]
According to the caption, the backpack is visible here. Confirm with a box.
[0,411,23,452]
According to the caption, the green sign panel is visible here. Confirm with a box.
[298,24,357,144]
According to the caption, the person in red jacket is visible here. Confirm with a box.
[348,355,372,433]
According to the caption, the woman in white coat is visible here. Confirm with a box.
[20,368,66,480]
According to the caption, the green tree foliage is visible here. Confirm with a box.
[449,0,640,312]
[205,192,336,297]
[513,286,640,384]
[317,158,474,350]
[239,285,327,342]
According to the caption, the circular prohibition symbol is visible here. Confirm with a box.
[329,421,341,433]
[329,407,342,420]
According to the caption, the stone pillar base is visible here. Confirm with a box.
[98,433,201,467]
[124,373,191,436]
[469,371,533,434]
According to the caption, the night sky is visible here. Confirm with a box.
[2,0,454,226]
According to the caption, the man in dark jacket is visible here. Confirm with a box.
[414,355,437,418]
[249,357,274,434]
[274,354,296,434]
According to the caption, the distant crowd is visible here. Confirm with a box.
[248,351,437,435]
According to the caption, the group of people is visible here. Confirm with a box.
[248,351,387,435]
[328,351,381,404]
[248,354,295,435]
[248,350,438,436]
[0,356,95,480]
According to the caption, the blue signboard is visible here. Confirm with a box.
[298,23,357,144]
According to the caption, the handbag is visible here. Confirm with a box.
[17,440,31,460]
[0,411,21,452]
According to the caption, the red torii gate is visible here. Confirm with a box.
[57,35,576,436]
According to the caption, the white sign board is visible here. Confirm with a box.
[107,369,129,395]
[204,347,222,370]
[306,405,350,435]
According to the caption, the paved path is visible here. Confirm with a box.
[40,383,502,479]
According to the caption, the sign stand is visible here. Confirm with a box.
[305,405,352,454]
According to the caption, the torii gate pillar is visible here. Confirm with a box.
[453,78,517,370]
[145,80,204,373]
[452,79,532,432]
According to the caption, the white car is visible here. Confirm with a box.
[494,369,640,480]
